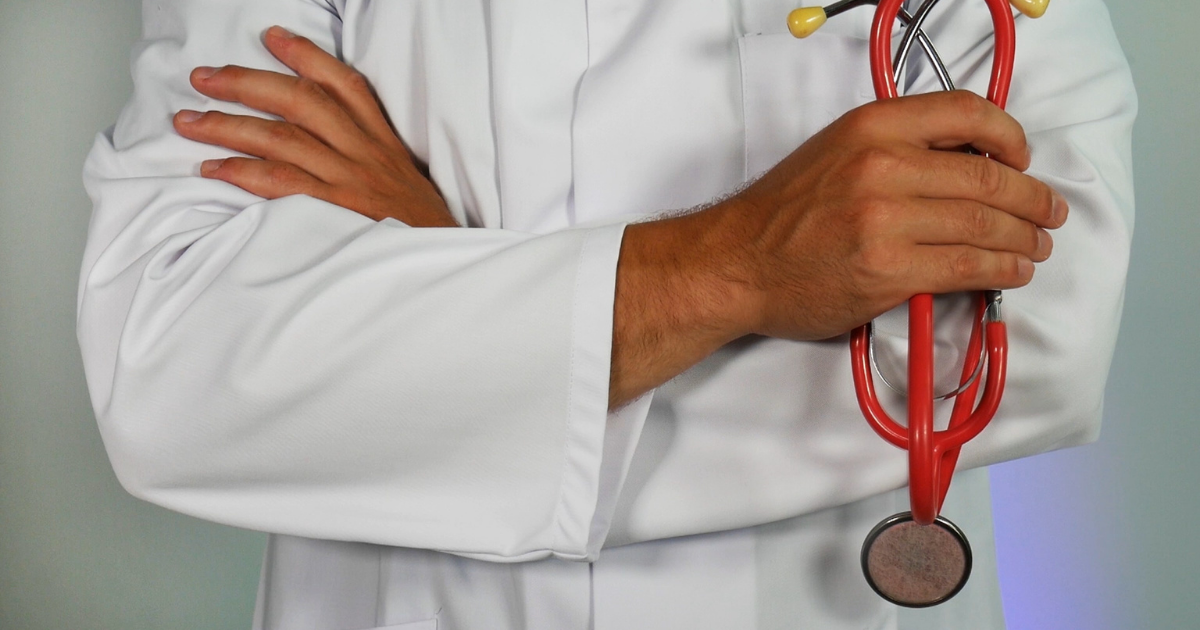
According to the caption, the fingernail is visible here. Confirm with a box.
[1018,257,1035,279]
[193,66,218,80]
[1036,228,1053,259]
[200,159,225,176]
[268,25,297,39]
[1051,191,1069,226]
[176,109,203,123]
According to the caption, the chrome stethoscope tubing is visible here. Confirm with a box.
[809,0,957,91]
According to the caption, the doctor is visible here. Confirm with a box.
[79,0,1135,629]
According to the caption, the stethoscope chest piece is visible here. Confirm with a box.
[861,512,973,608]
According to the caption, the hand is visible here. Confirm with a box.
[708,90,1066,341]
[173,26,457,228]
[611,91,1066,406]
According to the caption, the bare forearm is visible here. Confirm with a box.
[608,207,755,409]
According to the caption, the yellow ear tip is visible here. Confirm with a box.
[788,7,828,38]
[1009,0,1049,18]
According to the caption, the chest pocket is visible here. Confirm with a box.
[738,31,877,180]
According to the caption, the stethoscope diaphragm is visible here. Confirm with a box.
[861,511,973,608]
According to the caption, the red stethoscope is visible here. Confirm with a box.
[788,0,1047,608]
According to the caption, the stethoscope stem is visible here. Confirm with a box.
[893,0,951,88]
[789,0,1037,606]
[810,0,957,91]
[904,13,955,91]
[863,0,1016,525]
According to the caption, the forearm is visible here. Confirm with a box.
[609,208,753,409]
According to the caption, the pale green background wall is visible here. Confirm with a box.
[0,1,1195,628]
[0,1,265,627]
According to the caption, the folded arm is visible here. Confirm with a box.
[80,0,1124,559]
[82,0,629,562]
[172,26,1062,412]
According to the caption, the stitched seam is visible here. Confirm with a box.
[550,230,591,555]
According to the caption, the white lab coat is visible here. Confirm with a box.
[78,0,1136,628]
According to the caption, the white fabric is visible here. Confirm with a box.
[79,0,1136,628]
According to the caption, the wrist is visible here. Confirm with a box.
[622,205,760,348]
[692,197,768,337]
[608,203,763,408]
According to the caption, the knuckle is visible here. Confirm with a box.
[266,121,300,144]
[949,90,986,120]
[848,146,899,183]
[854,246,897,288]
[370,143,406,175]
[342,70,374,97]
[265,163,300,189]
[294,76,331,103]
[360,165,388,191]
[964,205,994,239]
[851,232,904,285]
[971,158,1004,198]
[950,250,981,279]
[857,243,895,274]
[843,101,886,135]
[855,197,897,235]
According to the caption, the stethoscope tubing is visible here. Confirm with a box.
[852,0,1016,526]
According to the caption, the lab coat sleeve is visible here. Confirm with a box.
[911,0,1137,467]
[77,0,644,562]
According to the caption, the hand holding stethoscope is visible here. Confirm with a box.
[787,0,1049,608]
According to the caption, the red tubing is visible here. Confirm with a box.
[851,325,909,449]
[935,294,988,512]
[852,0,1015,525]
[907,293,937,523]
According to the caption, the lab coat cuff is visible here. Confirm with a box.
[547,223,652,561]
[585,392,654,559]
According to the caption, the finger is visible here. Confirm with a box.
[190,64,374,164]
[900,200,1053,262]
[908,245,1035,294]
[261,26,403,150]
[174,110,351,184]
[200,157,335,201]
[868,91,1031,171]
[899,148,1067,229]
